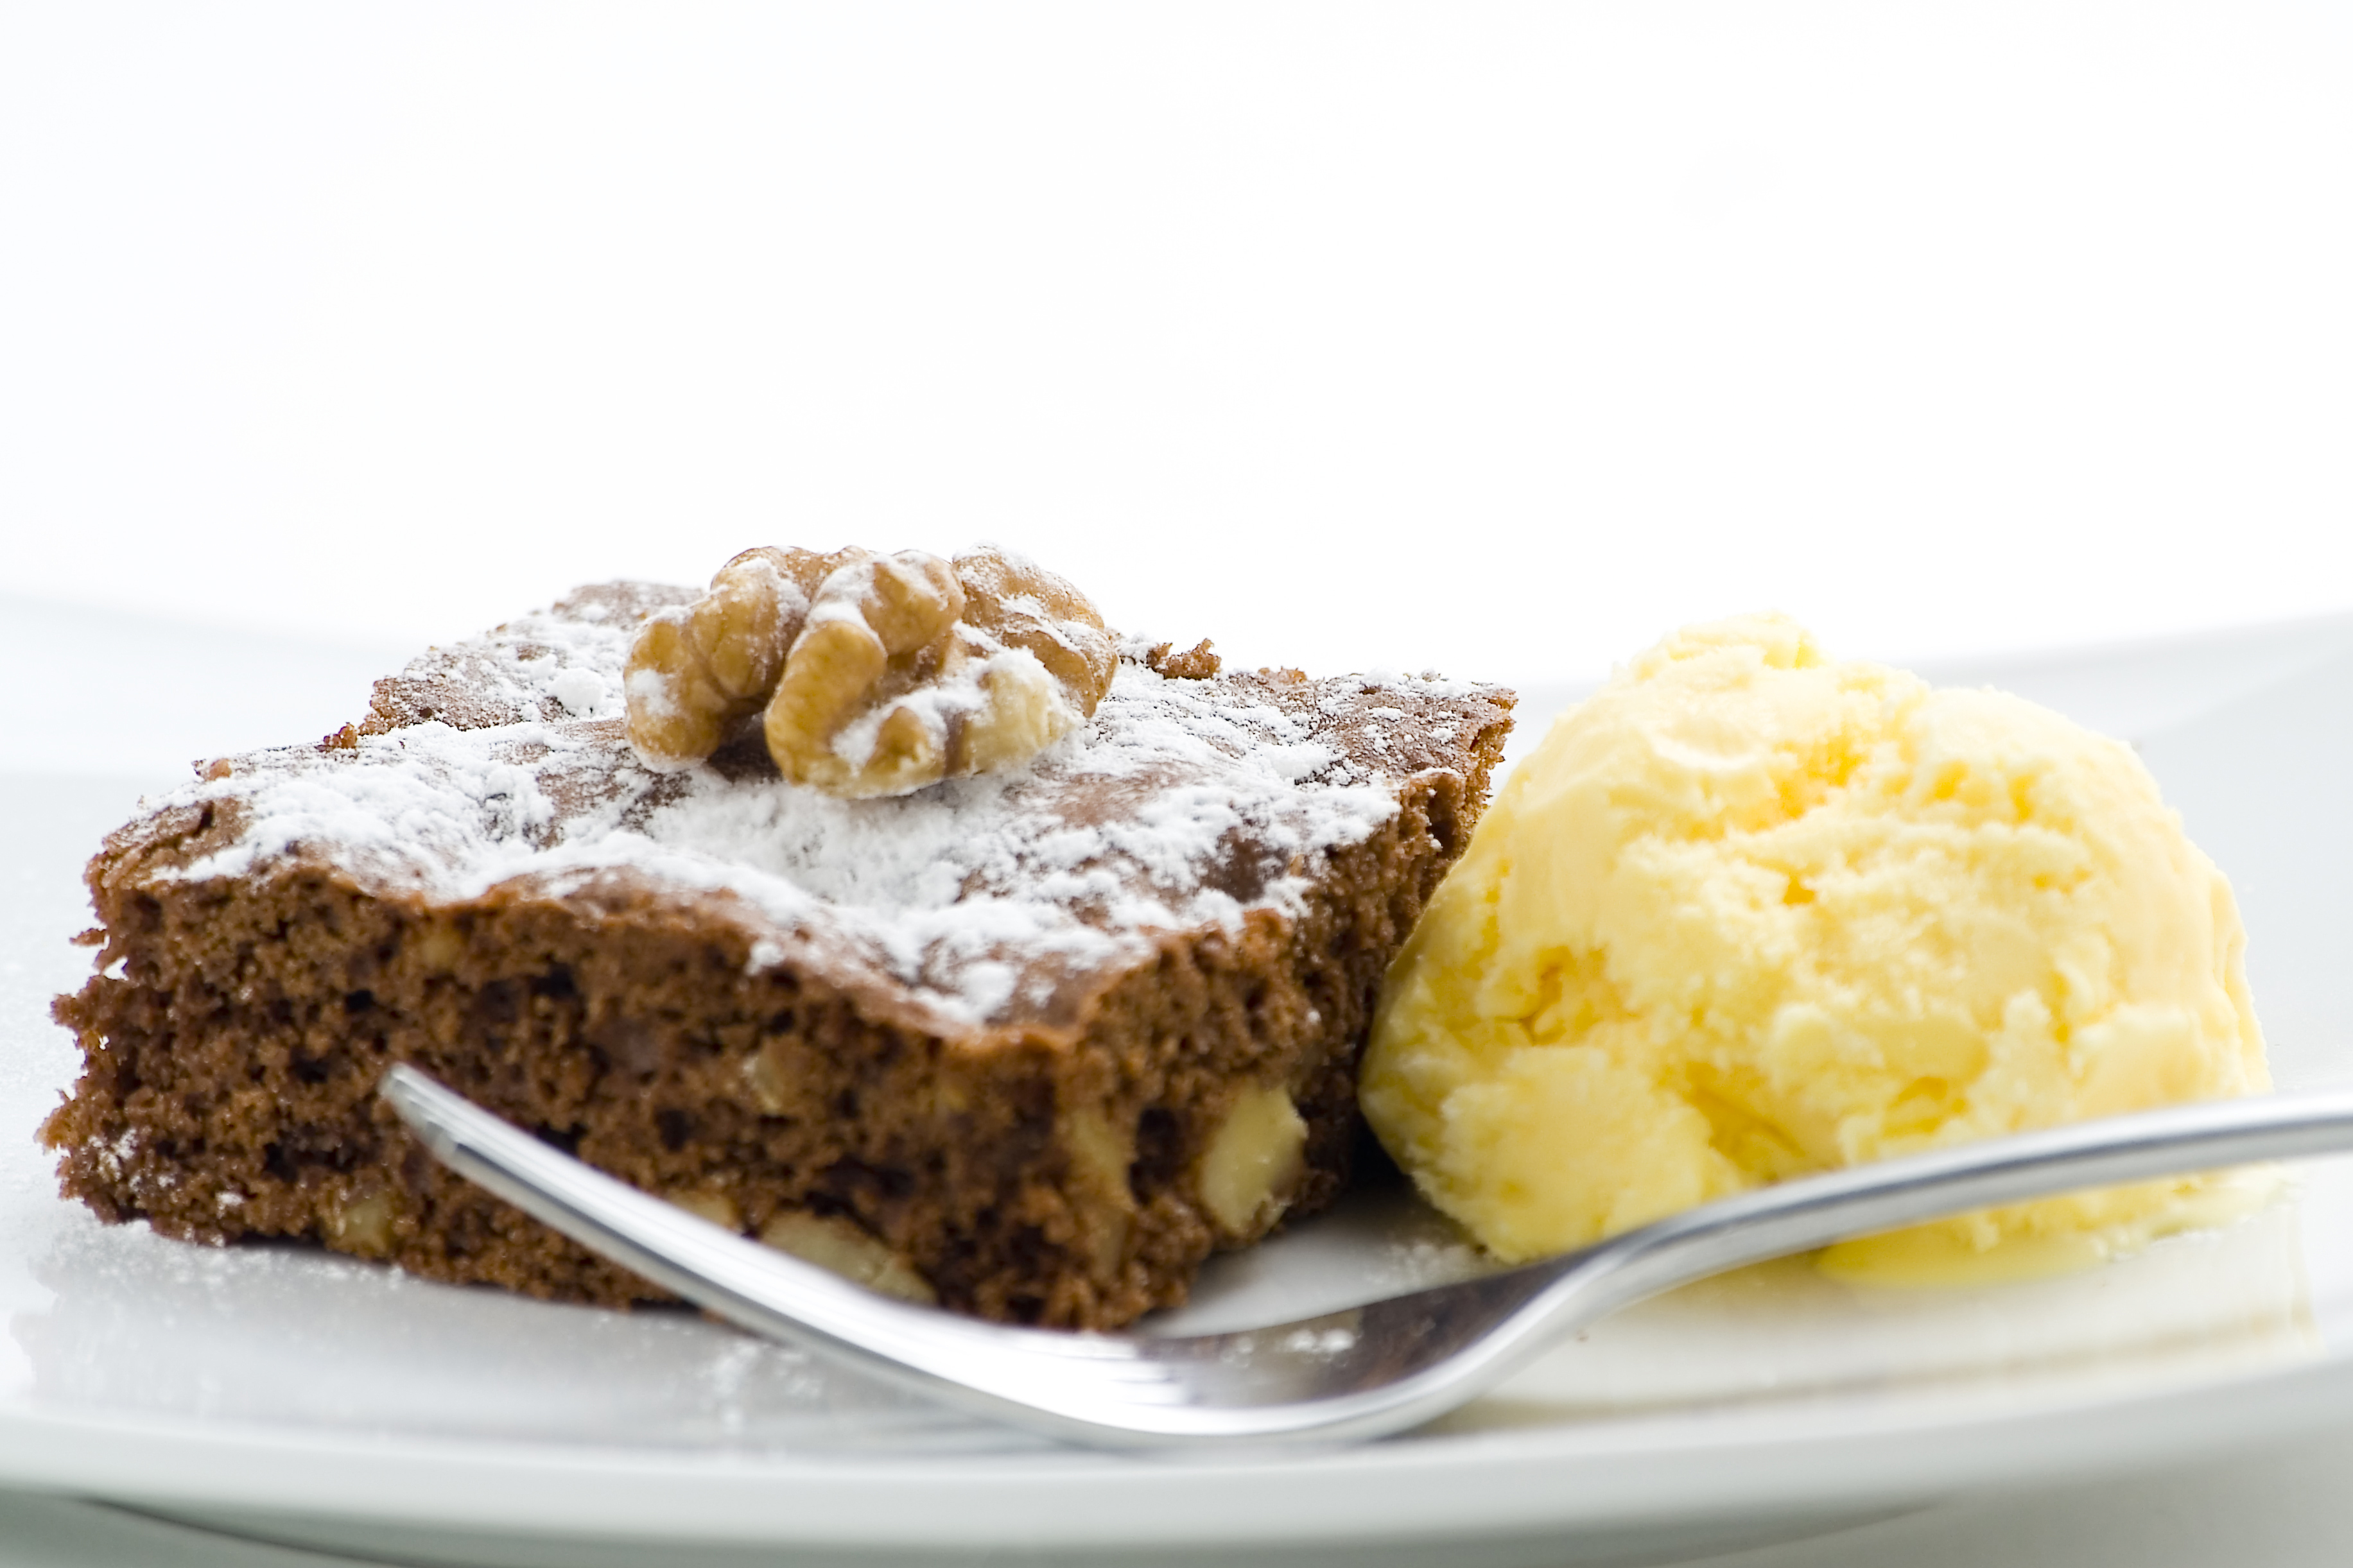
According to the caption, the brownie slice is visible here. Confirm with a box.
[45,584,1512,1329]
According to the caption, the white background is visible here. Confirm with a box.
[4,1,2349,687]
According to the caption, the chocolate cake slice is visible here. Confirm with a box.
[45,583,1512,1329]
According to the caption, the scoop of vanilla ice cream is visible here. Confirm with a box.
[1361,614,2270,1274]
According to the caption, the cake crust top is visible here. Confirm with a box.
[103,583,1513,1035]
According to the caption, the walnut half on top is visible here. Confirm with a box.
[623,544,1118,797]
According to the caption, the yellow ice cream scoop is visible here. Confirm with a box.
[1360,614,2271,1282]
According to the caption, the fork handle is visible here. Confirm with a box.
[1575,1088,2353,1309]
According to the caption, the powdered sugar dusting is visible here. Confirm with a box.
[148,589,1502,1031]
[358,585,688,735]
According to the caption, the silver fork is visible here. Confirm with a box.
[379,1065,2353,1450]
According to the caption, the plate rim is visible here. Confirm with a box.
[1,1346,2349,1549]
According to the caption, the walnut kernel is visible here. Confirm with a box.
[408,922,465,974]
[759,1210,937,1304]
[1195,1085,1308,1237]
[1143,639,1221,680]
[622,546,860,769]
[1063,1106,1137,1279]
[625,542,1118,797]
[664,1187,743,1232]
[324,1191,397,1255]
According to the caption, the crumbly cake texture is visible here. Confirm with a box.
[46,583,1512,1329]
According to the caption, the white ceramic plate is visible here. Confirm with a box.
[6,614,2353,1568]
